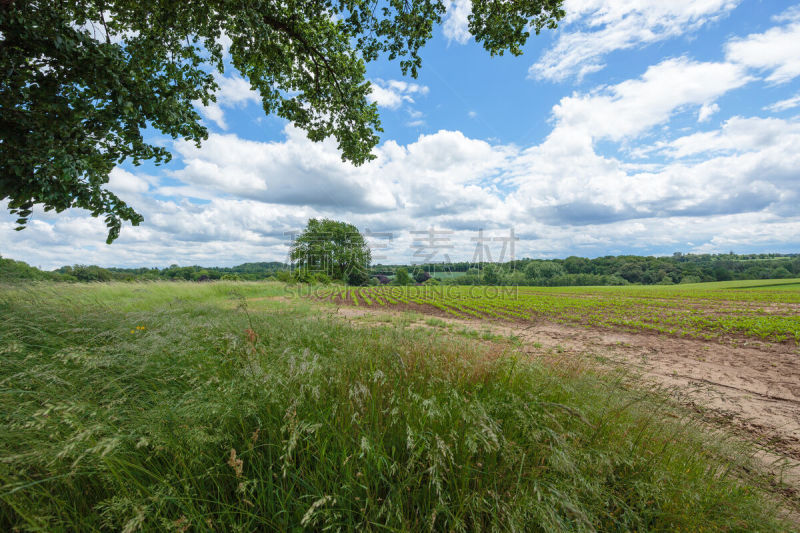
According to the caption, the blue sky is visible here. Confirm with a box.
[3,0,800,268]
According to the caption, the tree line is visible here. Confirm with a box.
[374,253,800,286]
[3,252,799,285]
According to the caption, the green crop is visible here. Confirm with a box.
[323,280,800,344]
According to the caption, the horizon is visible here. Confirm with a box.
[6,249,799,272]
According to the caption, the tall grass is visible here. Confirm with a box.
[0,283,789,531]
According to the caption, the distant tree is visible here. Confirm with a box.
[0,256,61,281]
[563,256,591,274]
[743,266,769,280]
[524,261,565,282]
[769,267,792,279]
[481,264,500,284]
[504,270,527,286]
[393,267,412,286]
[413,268,431,283]
[70,265,112,282]
[290,219,371,283]
[713,267,733,281]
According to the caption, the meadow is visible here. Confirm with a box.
[0,282,795,531]
[318,279,800,344]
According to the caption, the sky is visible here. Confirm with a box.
[3,0,800,269]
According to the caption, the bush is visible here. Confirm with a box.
[312,272,332,285]
[346,269,369,286]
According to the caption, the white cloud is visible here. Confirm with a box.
[725,14,800,84]
[194,74,260,130]
[652,116,800,158]
[215,75,260,107]
[443,0,472,44]
[765,93,800,112]
[530,0,740,82]
[550,58,749,142]
[107,168,151,195]
[697,102,720,122]
[196,102,227,129]
[772,4,800,24]
[7,103,798,269]
[367,79,430,109]
[167,125,514,222]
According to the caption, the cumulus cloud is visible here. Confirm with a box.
[549,57,749,142]
[725,10,800,84]
[443,0,472,44]
[697,103,720,122]
[654,116,800,158]
[765,93,800,112]
[367,79,430,109]
[194,73,261,130]
[6,104,798,269]
[530,0,740,82]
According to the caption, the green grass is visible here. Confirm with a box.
[0,282,791,531]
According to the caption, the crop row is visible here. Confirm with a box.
[312,285,800,344]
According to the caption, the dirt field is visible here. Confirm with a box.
[333,304,800,494]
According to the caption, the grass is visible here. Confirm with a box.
[0,282,791,531]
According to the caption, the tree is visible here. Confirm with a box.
[393,267,412,286]
[713,266,733,281]
[524,261,564,282]
[481,264,499,284]
[290,219,371,283]
[563,256,590,274]
[413,268,431,284]
[1,1,565,242]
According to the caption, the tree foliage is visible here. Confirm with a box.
[290,219,371,283]
[1,0,565,242]
[392,267,412,286]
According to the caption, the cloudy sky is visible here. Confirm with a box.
[4,0,800,269]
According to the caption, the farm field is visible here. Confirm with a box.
[1,281,796,530]
[317,279,800,497]
[317,279,800,344]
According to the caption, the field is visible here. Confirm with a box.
[316,279,800,344]
[1,282,797,531]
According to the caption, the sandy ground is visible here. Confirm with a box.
[331,304,800,495]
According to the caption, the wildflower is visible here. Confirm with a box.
[174,516,190,533]
[130,330,135,334]
[228,448,243,477]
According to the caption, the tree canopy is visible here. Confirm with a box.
[1,0,565,242]
[290,218,371,283]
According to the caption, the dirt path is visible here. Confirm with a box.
[331,305,800,492]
